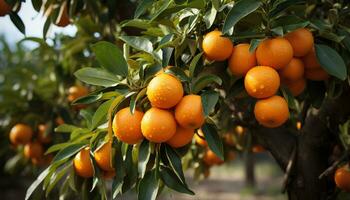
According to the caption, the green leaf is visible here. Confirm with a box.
[72,93,103,105]
[165,67,190,82]
[189,52,203,78]
[9,12,25,35]
[138,170,159,200]
[25,167,51,200]
[201,90,219,116]
[222,0,262,34]
[112,142,125,198]
[91,41,128,77]
[52,143,87,163]
[31,0,42,11]
[79,110,93,129]
[160,166,194,195]
[280,86,297,110]
[204,5,217,29]
[165,145,186,183]
[201,123,224,160]
[74,67,120,87]
[55,124,80,133]
[249,39,263,53]
[270,0,305,18]
[91,99,114,129]
[119,36,153,54]
[134,0,153,18]
[43,17,51,39]
[150,0,173,21]
[45,163,72,197]
[193,74,222,94]
[45,143,71,154]
[315,44,347,80]
[138,140,151,178]
[122,19,153,30]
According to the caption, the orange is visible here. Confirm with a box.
[228,43,256,76]
[305,68,329,81]
[256,37,293,69]
[254,96,290,128]
[113,107,144,144]
[252,145,265,153]
[244,66,280,99]
[203,149,224,166]
[235,125,245,136]
[285,28,314,57]
[279,58,304,80]
[94,141,114,172]
[0,0,11,16]
[55,4,70,27]
[9,124,33,145]
[175,95,205,129]
[68,85,88,102]
[202,30,233,61]
[223,133,235,146]
[282,78,306,96]
[302,47,321,69]
[38,124,52,144]
[55,117,64,125]
[296,121,302,130]
[335,166,350,192]
[103,170,116,180]
[24,142,44,159]
[73,147,94,178]
[141,108,177,143]
[147,73,183,109]
[194,129,207,147]
[166,126,194,148]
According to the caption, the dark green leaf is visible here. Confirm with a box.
[9,12,25,35]
[160,166,194,195]
[43,17,51,39]
[25,167,51,200]
[55,124,80,133]
[150,0,172,21]
[189,53,203,78]
[91,99,114,129]
[72,93,103,105]
[201,90,219,116]
[165,67,190,82]
[134,0,153,18]
[165,145,186,183]
[193,74,222,94]
[201,123,224,160]
[249,38,263,53]
[74,67,120,87]
[45,163,72,197]
[138,140,151,178]
[138,170,159,200]
[31,0,42,11]
[52,143,87,163]
[280,86,297,110]
[112,142,125,198]
[270,0,305,18]
[119,36,153,54]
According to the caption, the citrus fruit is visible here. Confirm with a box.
[223,133,235,146]
[256,37,293,69]
[113,107,144,144]
[147,73,183,109]
[279,58,304,80]
[202,30,233,61]
[9,124,33,145]
[244,66,280,99]
[0,0,11,16]
[252,145,265,153]
[254,95,290,128]
[305,68,329,81]
[194,129,207,147]
[68,85,88,102]
[282,78,306,96]
[73,147,94,178]
[141,108,177,143]
[235,125,245,136]
[335,166,350,192]
[103,170,116,180]
[285,28,314,57]
[203,149,224,166]
[166,126,194,148]
[24,142,44,159]
[228,43,256,76]
[94,141,114,172]
[175,94,205,129]
[38,124,52,144]
[302,47,321,69]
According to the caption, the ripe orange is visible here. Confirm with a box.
[285,28,314,57]
[94,141,114,172]
[103,170,116,180]
[335,166,350,192]
[302,47,321,69]
[235,125,245,136]
[0,0,11,16]
[279,58,304,80]
[252,145,265,153]
[175,94,205,129]
[68,85,88,102]
[228,43,256,76]
[147,73,184,109]
[282,78,306,96]
[38,124,52,144]
[244,66,280,99]
[256,37,293,69]
[203,149,224,166]
[24,142,44,159]
[141,108,177,143]
[9,124,33,145]
[166,126,194,148]
[305,68,329,81]
[202,30,233,61]
[194,129,208,147]
[113,107,144,144]
[254,96,290,128]
[55,4,70,27]
[73,147,94,178]
[55,117,64,125]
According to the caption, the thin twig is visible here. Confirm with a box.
[282,145,297,193]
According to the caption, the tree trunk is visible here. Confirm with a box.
[245,151,256,187]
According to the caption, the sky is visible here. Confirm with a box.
[0,1,77,47]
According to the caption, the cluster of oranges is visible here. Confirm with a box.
[202,28,329,128]
[9,124,53,166]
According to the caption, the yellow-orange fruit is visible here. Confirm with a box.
[335,166,350,192]
[223,133,235,146]
[9,124,33,145]
[285,28,314,57]
[113,107,144,144]
[194,129,208,147]
[24,142,44,159]
[147,73,184,109]
[203,149,224,166]
[282,78,306,96]
[202,30,233,61]
[141,108,177,143]
[68,85,88,102]
[302,47,321,69]
[166,126,194,148]
[256,38,293,69]
[175,95,205,129]
[55,4,70,27]
[94,141,114,172]
[0,0,11,16]
[244,66,280,99]
[38,124,52,144]
[305,68,329,81]
[254,96,290,128]
[55,117,64,125]
[280,58,304,80]
[228,43,257,76]
[235,125,245,136]
[73,147,94,178]
[252,145,265,153]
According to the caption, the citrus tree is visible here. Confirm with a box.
[1,0,350,200]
